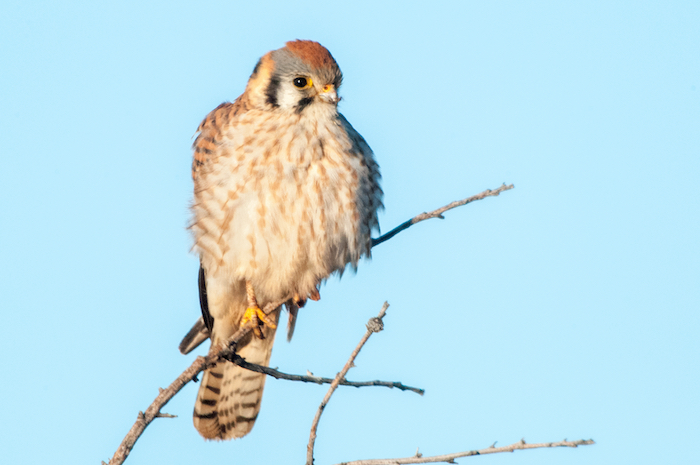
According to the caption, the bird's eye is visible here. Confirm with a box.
[293,77,311,89]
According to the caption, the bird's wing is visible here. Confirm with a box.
[178,316,209,355]
[191,96,251,181]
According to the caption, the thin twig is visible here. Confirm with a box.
[371,183,514,248]
[306,302,390,465]
[231,354,424,395]
[334,438,596,465]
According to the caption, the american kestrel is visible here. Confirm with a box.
[179,40,383,440]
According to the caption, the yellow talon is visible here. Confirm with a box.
[243,281,276,338]
[241,306,277,329]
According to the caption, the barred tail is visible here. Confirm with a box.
[193,325,277,439]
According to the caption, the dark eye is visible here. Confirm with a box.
[293,77,308,88]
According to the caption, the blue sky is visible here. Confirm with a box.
[1,1,698,464]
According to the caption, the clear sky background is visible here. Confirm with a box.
[1,1,698,464]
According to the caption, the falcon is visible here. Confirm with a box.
[178,40,383,440]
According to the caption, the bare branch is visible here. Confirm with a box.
[334,438,596,465]
[107,297,289,465]
[371,183,514,248]
[230,354,424,395]
[108,298,407,465]
[107,356,209,465]
[307,302,390,465]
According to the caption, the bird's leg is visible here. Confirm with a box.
[241,280,277,338]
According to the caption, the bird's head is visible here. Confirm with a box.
[244,40,343,113]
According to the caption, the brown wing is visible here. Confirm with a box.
[181,96,252,353]
[191,96,251,180]
[178,316,209,355]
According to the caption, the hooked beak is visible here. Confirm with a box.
[319,84,339,104]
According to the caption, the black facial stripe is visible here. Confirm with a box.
[265,75,280,107]
[251,58,262,78]
[295,96,314,114]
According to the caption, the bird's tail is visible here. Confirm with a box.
[193,317,279,440]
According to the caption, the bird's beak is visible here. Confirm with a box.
[319,84,339,104]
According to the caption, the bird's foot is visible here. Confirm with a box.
[309,287,321,301]
[241,306,277,339]
[292,287,321,308]
[292,292,306,308]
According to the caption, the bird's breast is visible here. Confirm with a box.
[192,110,373,301]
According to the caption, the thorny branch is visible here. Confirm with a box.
[334,439,596,465]
[307,302,390,465]
[106,184,515,465]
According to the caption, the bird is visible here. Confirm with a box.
[178,40,383,440]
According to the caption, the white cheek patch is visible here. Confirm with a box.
[276,82,311,110]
